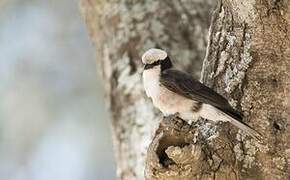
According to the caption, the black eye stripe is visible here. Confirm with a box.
[144,60,161,70]
[151,60,161,66]
[144,64,154,69]
[144,57,172,70]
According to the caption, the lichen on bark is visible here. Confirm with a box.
[146,0,290,179]
[80,0,215,179]
[81,0,290,179]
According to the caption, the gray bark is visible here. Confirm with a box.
[146,0,290,180]
[80,0,215,179]
[81,0,290,179]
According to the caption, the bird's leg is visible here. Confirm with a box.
[163,112,191,130]
[170,112,180,120]
[164,112,180,122]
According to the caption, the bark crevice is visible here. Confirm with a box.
[80,0,290,179]
[145,0,290,179]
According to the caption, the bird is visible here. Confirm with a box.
[141,48,260,139]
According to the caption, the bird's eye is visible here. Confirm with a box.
[144,60,161,70]
[153,60,160,65]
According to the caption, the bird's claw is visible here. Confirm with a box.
[164,112,180,121]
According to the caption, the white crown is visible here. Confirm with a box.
[141,48,167,64]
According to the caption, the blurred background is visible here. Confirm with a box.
[0,0,115,180]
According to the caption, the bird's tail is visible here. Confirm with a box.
[227,116,262,140]
[201,104,262,140]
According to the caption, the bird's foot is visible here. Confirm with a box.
[163,113,180,123]
[165,112,180,121]
[162,113,192,131]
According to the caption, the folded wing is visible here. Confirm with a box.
[160,69,243,121]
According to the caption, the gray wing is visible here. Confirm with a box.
[160,69,243,121]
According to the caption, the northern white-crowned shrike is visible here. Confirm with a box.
[142,48,260,139]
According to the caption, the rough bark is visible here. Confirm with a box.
[145,0,290,180]
[80,0,215,179]
[81,0,290,179]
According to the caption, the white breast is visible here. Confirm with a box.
[142,67,160,98]
[143,68,199,122]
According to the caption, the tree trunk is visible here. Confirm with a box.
[80,0,215,179]
[81,0,290,179]
[145,0,290,180]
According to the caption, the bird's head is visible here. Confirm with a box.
[142,48,172,71]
